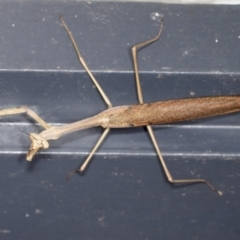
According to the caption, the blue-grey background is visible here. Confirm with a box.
[0,2,239,240]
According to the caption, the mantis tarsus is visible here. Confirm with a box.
[2,15,240,196]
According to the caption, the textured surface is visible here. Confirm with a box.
[0,2,240,240]
[101,96,240,127]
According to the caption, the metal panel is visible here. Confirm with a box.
[0,2,239,240]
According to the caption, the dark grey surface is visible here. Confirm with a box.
[0,1,240,240]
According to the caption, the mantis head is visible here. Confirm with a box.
[26,133,49,161]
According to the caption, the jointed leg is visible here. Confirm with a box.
[132,17,164,104]
[60,15,112,108]
[60,15,112,177]
[147,126,222,195]
[67,128,110,179]
[132,18,221,195]
[0,106,51,129]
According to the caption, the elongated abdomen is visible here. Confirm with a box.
[100,96,240,128]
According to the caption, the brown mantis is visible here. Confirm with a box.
[1,15,239,196]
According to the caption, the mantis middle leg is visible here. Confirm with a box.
[60,15,111,175]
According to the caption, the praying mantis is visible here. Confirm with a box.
[1,15,239,196]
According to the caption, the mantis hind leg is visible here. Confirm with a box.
[131,17,221,195]
[147,126,222,196]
